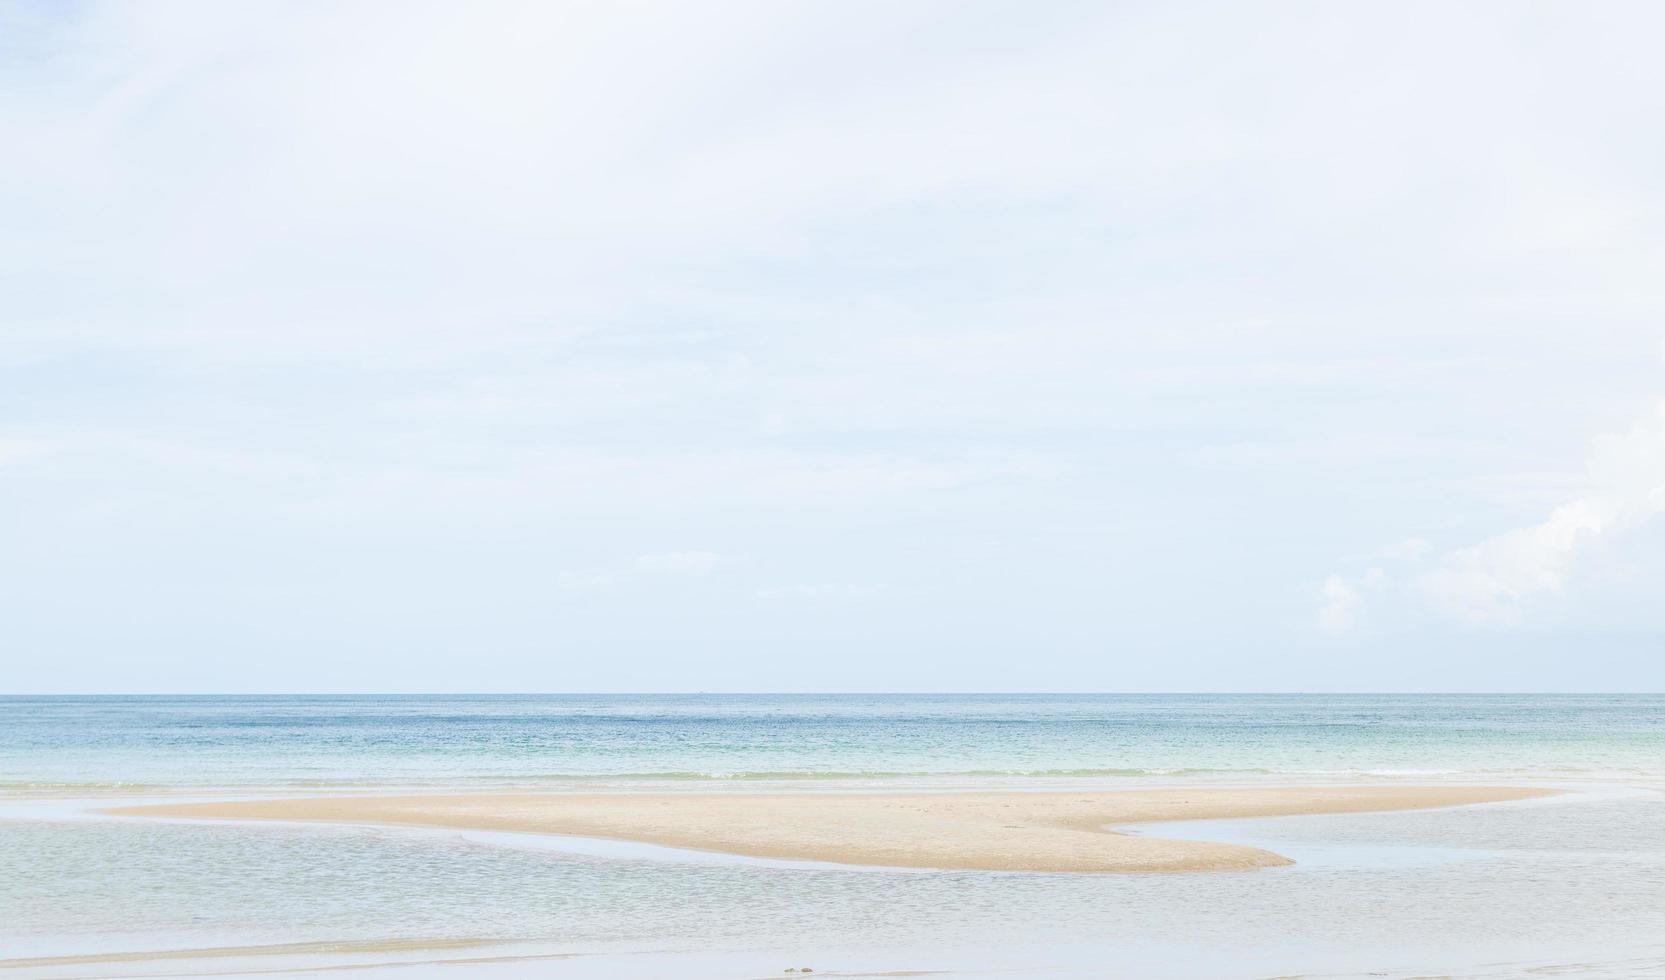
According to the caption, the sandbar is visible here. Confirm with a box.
[105,785,1551,873]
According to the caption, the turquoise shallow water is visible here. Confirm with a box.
[2,693,1662,790]
[2,695,1663,978]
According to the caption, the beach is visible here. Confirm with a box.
[13,0,1665,974]
[106,785,1552,873]
[5,694,1664,979]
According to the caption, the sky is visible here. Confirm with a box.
[3,0,1664,692]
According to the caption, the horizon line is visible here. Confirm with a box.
[3,691,1660,697]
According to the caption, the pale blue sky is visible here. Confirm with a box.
[4,1,1664,692]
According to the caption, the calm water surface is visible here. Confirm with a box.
[2,693,1661,789]
[1,695,1661,978]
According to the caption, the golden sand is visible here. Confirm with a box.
[105,785,1550,873]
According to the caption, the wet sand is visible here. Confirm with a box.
[105,785,1551,873]
[0,938,501,970]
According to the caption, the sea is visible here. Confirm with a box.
[1,694,1662,978]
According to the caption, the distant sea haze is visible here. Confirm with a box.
[2,693,1660,792]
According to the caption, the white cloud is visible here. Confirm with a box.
[1415,502,1603,624]
[1329,394,1665,629]
[1316,575,1363,635]
[10,2,1665,688]
[1412,399,1665,624]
